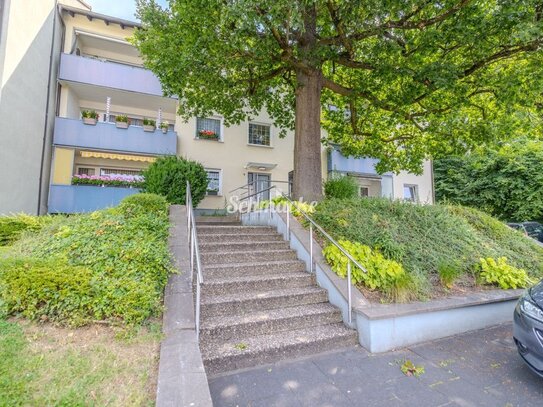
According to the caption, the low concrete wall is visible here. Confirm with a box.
[242,209,523,353]
[156,205,212,407]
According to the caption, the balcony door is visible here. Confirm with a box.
[248,173,271,201]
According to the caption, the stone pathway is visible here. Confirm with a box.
[209,323,543,406]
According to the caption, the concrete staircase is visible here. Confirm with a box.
[196,216,358,376]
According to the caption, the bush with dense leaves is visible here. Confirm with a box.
[0,214,54,246]
[477,257,532,289]
[313,198,543,299]
[142,156,208,205]
[324,175,359,199]
[0,194,172,326]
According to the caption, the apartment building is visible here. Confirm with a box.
[0,1,434,215]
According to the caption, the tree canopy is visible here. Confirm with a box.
[435,139,543,222]
[134,0,543,199]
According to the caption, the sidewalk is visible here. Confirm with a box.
[209,323,543,407]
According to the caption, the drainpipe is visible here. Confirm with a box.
[37,1,60,215]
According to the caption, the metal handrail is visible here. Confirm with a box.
[241,185,367,324]
[186,181,203,339]
[229,179,292,194]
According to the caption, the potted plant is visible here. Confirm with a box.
[115,115,129,129]
[198,129,219,140]
[160,121,169,134]
[143,118,156,132]
[81,110,98,125]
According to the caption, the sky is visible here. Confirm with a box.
[86,0,168,22]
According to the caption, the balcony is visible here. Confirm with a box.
[48,184,140,214]
[53,117,177,155]
[328,149,381,175]
[59,53,168,97]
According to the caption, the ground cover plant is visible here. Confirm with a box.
[0,193,172,326]
[313,198,543,301]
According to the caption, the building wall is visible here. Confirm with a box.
[0,0,59,214]
[392,161,434,204]
[177,113,295,210]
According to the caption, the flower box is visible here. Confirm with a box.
[116,121,129,129]
[83,117,97,125]
[72,174,144,188]
[81,110,98,125]
[198,130,219,140]
[143,125,156,132]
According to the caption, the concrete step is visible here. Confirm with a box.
[201,303,341,342]
[201,286,329,318]
[196,225,274,235]
[201,249,298,265]
[198,233,284,243]
[201,323,358,376]
[203,260,307,278]
[196,216,240,225]
[199,241,289,253]
[201,272,315,296]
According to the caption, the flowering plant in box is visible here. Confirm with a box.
[72,174,144,188]
[198,130,219,139]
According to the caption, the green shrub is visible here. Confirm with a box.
[118,193,169,218]
[256,196,316,217]
[0,214,54,246]
[476,257,532,289]
[0,258,94,325]
[323,240,415,302]
[1,201,173,326]
[438,260,462,289]
[324,175,359,199]
[142,156,208,205]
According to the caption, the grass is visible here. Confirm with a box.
[313,198,543,300]
[0,318,161,406]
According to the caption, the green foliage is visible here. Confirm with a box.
[435,140,543,222]
[134,1,543,175]
[143,118,156,126]
[323,240,415,302]
[313,198,543,299]
[142,156,208,205]
[115,115,128,123]
[117,193,169,218]
[0,214,54,246]
[477,257,531,290]
[399,359,425,377]
[71,176,144,188]
[256,196,316,217]
[0,194,172,325]
[324,175,359,200]
[81,110,97,119]
[437,260,462,289]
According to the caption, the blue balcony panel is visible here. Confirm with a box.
[328,149,380,175]
[54,117,177,156]
[59,53,168,97]
[48,184,140,214]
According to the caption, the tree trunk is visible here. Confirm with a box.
[292,68,323,202]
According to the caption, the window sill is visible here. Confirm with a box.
[206,194,223,197]
[247,143,273,149]
[194,137,224,143]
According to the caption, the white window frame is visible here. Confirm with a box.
[403,184,419,203]
[205,168,223,196]
[196,116,224,142]
[247,121,273,147]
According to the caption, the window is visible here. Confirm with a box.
[100,168,142,176]
[196,117,221,140]
[403,184,419,203]
[77,167,95,176]
[359,187,369,198]
[205,169,221,195]
[248,123,271,146]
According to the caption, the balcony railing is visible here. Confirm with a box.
[59,53,169,97]
[48,184,140,214]
[327,149,381,175]
[53,117,177,156]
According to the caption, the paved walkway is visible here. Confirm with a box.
[209,324,543,406]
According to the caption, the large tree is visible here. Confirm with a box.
[134,0,543,201]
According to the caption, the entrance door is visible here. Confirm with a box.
[248,173,271,201]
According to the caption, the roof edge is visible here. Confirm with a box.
[59,4,141,29]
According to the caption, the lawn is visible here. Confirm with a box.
[0,193,173,405]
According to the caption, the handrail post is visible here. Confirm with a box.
[309,223,313,273]
[286,203,290,241]
[347,260,352,324]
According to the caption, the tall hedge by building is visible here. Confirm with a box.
[435,140,543,222]
[142,156,208,206]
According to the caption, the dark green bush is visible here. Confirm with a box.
[142,156,208,205]
[118,193,169,218]
[0,197,173,326]
[324,175,359,199]
[0,214,54,246]
[313,198,543,300]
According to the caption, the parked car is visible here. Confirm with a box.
[507,221,543,243]
[514,281,543,377]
